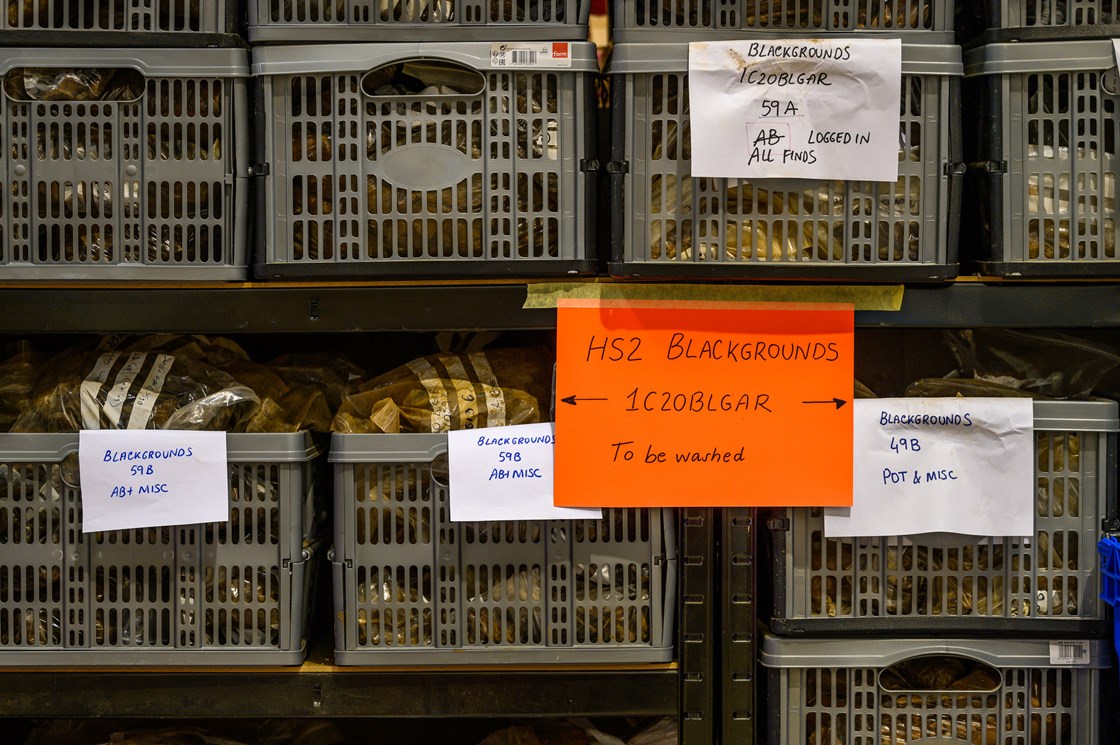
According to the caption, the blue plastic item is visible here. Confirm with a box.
[1098,536,1120,675]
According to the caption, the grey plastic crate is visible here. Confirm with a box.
[761,634,1108,745]
[0,48,249,281]
[330,433,677,664]
[962,0,1120,43]
[609,42,963,281]
[248,0,589,42]
[253,43,598,280]
[0,0,238,45]
[611,0,955,42]
[771,399,1120,636]
[965,41,1120,278]
[0,432,319,665]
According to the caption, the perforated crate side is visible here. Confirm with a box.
[609,42,962,281]
[0,432,318,665]
[330,432,676,665]
[253,43,598,280]
[962,0,1120,42]
[0,48,249,281]
[0,0,239,45]
[771,399,1120,636]
[610,0,955,42]
[761,636,1108,745]
[965,41,1120,278]
[247,0,590,42]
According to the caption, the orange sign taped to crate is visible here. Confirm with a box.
[554,299,854,507]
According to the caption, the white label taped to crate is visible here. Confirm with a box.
[1049,640,1091,666]
[78,429,229,533]
[447,422,602,522]
[490,43,572,68]
[687,38,902,181]
[823,398,1034,538]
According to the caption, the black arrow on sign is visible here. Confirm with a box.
[802,398,847,409]
[561,395,608,406]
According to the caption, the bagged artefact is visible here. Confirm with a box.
[332,347,552,434]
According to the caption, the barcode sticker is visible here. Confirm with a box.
[1049,640,1091,665]
[491,42,572,69]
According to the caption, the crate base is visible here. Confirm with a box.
[0,30,242,46]
[0,646,307,667]
[970,25,1120,45]
[0,265,248,281]
[334,646,674,666]
[977,260,1120,279]
[609,261,958,282]
[256,260,599,280]
[770,617,1111,638]
[248,26,589,43]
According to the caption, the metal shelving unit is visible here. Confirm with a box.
[1,277,1117,742]
[679,509,717,744]
[5,280,1120,333]
[720,509,756,745]
[0,666,680,719]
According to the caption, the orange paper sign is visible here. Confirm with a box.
[554,300,854,507]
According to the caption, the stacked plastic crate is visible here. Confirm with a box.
[0,4,325,667]
[0,430,322,663]
[763,399,1118,744]
[606,0,964,280]
[323,349,677,664]
[328,432,677,663]
[962,1,1120,276]
[0,0,249,280]
[248,0,600,277]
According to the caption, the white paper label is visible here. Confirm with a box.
[688,38,902,181]
[491,42,572,68]
[79,430,229,533]
[1049,640,1091,666]
[824,398,1034,538]
[448,422,601,522]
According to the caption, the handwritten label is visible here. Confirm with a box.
[448,423,602,521]
[554,300,854,508]
[78,429,229,533]
[688,38,902,181]
[490,42,572,68]
[824,398,1034,538]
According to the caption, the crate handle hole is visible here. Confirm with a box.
[878,655,1002,694]
[362,60,485,98]
[4,67,145,102]
[429,453,450,488]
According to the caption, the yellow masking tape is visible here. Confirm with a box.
[524,282,904,311]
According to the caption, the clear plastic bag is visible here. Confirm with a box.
[332,347,553,433]
[11,346,260,433]
[4,67,143,101]
[941,329,1120,398]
